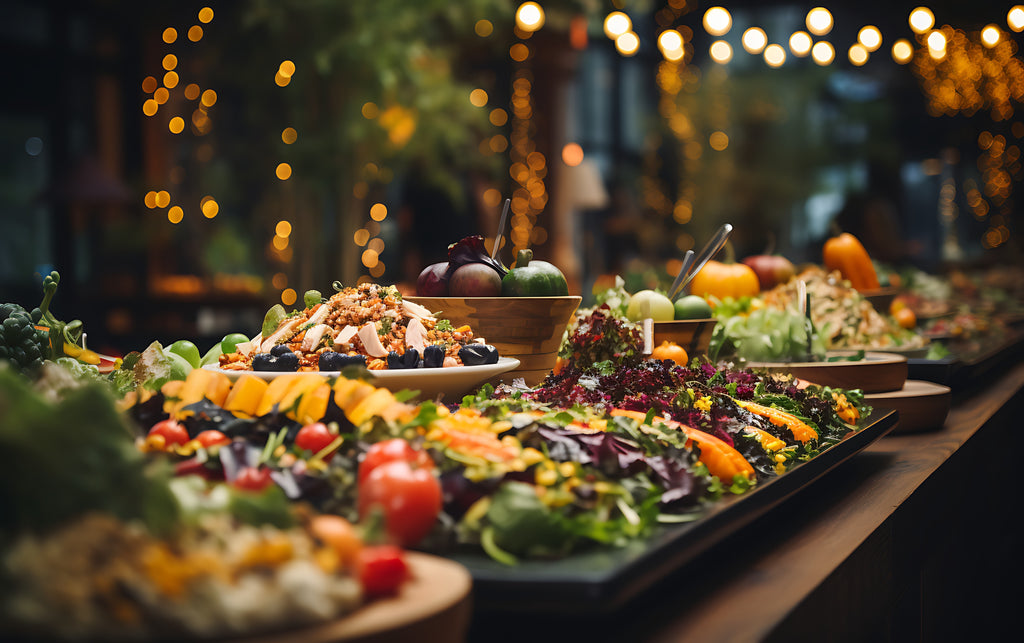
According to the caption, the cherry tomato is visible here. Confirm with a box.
[295,422,336,457]
[356,545,408,597]
[233,466,273,492]
[195,429,231,448]
[358,459,442,547]
[358,438,433,485]
[148,419,189,446]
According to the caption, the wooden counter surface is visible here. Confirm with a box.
[468,359,1024,642]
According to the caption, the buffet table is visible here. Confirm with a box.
[467,351,1024,642]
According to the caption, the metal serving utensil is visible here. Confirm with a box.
[669,223,733,301]
[490,198,511,261]
[666,250,695,304]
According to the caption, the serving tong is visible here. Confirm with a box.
[668,223,733,302]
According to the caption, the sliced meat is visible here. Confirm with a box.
[401,299,436,321]
[405,317,428,354]
[333,324,359,347]
[301,323,331,352]
[357,322,389,358]
[260,317,302,353]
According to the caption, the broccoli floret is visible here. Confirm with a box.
[0,306,48,375]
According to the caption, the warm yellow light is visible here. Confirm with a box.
[981,25,1001,48]
[709,40,733,64]
[510,43,530,62]
[188,25,203,42]
[789,31,812,56]
[858,26,882,52]
[475,19,493,37]
[562,142,584,167]
[892,39,914,63]
[201,89,217,107]
[848,43,869,66]
[764,44,786,67]
[282,127,297,144]
[156,191,171,208]
[361,249,379,269]
[168,117,185,134]
[167,206,183,224]
[353,228,370,246]
[490,108,508,127]
[162,54,177,71]
[272,272,287,289]
[604,12,631,39]
[276,220,292,237]
[275,72,291,87]
[703,7,732,37]
[927,30,946,52]
[1010,6,1024,32]
[515,2,545,32]
[361,102,379,119]
[470,88,488,107]
[142,76,158,93]
[806,8,833,36]
[281,289,297,306]
[616,32,640,56]
[142,99,158,117]
[909,7,935,34]
[659,29,684,54]
[184,84,200,100]
[709,131,729,151]
[811,41,835,65]
[742,27,767,54]
[163,71,179,89]
[276,163,292,180]
[154,87,169,105]
[273,235,289,251]
[162,27,177,44]
[198,7,214,24]
[370,203,388,221]
[201,198,219,218]
[144,191,158,208]
[279,60,296,78]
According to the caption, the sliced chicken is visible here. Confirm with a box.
[306,303,331,326]
[333,324,359,347]
[260,317,302,353]
[401,299,436,321]
[357,322,389,358]
[405,317,428,354]
[301,323,331,352]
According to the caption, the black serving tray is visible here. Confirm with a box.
[448,409,898,614]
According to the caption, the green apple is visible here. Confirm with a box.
[164,350,194,381]
[673,295,713,320]
[626,290,676,322]
[167,339,201,369]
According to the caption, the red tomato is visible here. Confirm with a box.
[358,460,442,547]
[356,545,408,597]
[233,466,273,492]
[148,419,189,446]
[195,429,230,448]
[295,422,336,457]
[358,438,433,484]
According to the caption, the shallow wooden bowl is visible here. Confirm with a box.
[866,379,952,434]
[861,286,900,313]
[652,319,718,356]
[746,351,908,394]
[405,295,582,387]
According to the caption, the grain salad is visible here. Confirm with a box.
[221,283,489,371]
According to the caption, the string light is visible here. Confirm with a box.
[710,40,733,64]
[604,12,631,40]
[616,31,640,56]
[849,43,869,66]
[1010,6,1024,32]
[981,25,1000,48]
[515,2,544,32]
[892,39,914,64]
[858,26,882,52]
[811,41,835,65]
[764,44,786,67]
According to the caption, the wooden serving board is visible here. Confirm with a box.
[746,351,908,393]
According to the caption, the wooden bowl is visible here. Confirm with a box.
[653,319,718,356]
[405,296,582,387]
[746,351,908,393]
[860,286,900,313]
[866,379,951,434]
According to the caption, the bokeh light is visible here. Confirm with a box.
[789,31,812,56]
[806,8,833,36]
[515,2,544,32]
[892,39,914,64]
[562,142,584,166]
[910,7,935,34]
[603,12,631,39]
[981,25,1001,48]
[858,26,882,52]
[811,41,835,65]
[742,28,767,54]
[703,7,732,37]
[1010,6,1024,32]
[710,40,733,64]
[764,44,786,67]
[616,32,640,56]
[849,43,869,66]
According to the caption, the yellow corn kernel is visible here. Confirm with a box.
[557,461,576,478]
[521,447,545,466]
[145,434,166,451]
[774,453,787,463]
[535,468,558,486]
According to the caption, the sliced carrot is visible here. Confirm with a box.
[732,399,818,444]
[609,409,754,482]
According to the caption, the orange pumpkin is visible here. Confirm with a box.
[687,260,760,301]
[822,232,880,291]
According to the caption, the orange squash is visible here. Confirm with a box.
[687,260,760,301]
[822,232,880,291]
[650,341,688,365]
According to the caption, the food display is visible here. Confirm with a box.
[822,231,881,292]
[416,235,568,298]
[217,282,501,373]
